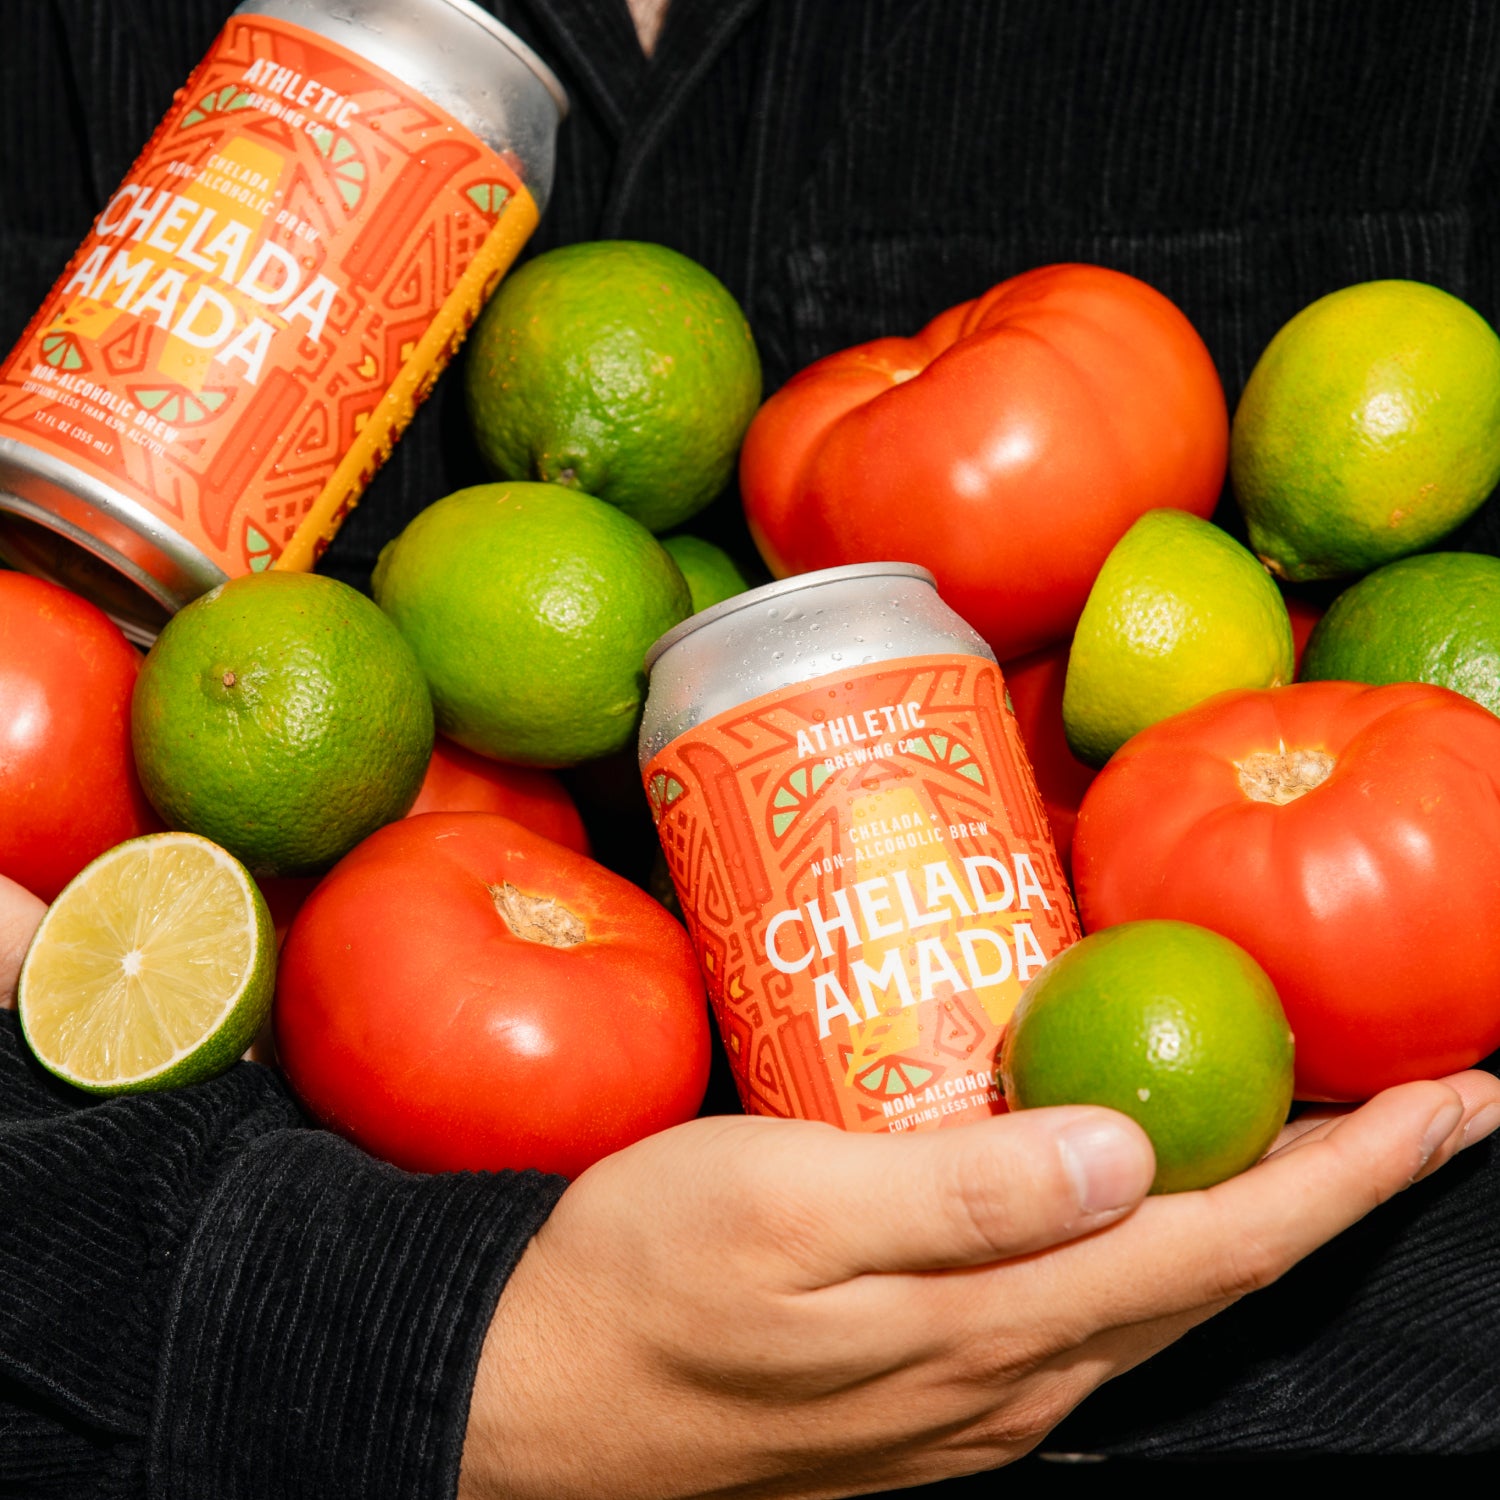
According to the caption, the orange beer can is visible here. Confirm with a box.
[640,563,1082,1134]
[0,0,565,641]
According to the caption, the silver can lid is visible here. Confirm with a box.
[437,0,570,119]
[644,561,938,673]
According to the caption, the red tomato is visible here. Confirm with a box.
[259,732,592,952]
[740,264,1228,661]
[275,812,711,1176]
[257,874,321,948]
[1000,641,1096,874]
[1072,681,1500,1101]
[407,735,589,854]
[1284,592,1325,675]
[0,573,161,899]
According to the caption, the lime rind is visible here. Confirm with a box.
[1232,280,1500,581]
[661,534,750,614]
[1000,919,1294,1194]
[1062,509,1294,766]
[17,831,274,1094]
[1299,551,1500,715]
[131,572,434,878]
[373,482,692,766]
[464,241,762,533]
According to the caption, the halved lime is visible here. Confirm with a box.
[17,832,274,1094]
[1062,509,1294,767]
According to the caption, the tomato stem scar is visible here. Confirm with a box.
[490,882,586,947]
[1235,748,1335,805]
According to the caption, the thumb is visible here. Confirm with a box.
[774,1107,1156,1283]
[0,874,45,1009]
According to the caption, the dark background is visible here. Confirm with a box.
[6,0,1500,1485]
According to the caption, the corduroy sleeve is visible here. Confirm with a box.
[0,1011,566,1499]
[1052,1108,1500,1458]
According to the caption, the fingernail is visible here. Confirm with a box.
[1416,1099,1465,1175]
[1050,1114,1152,1217]
[1461,1103,1500,1150]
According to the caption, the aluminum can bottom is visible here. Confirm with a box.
[0,440,222,643]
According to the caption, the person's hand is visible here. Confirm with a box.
[0,872,45,1008]
[460,1071,1500,1500]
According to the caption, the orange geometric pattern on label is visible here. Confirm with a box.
[0,15,537,578]
[644,653,1081,1134]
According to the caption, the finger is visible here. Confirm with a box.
[1036,1078,1478,1336]
[1427,1067,1500,1124]
[1270,1069,1500,1164]
[838,1076,1500,1395]
[1416,1069,1500,1171]
[1265,1105,1353,1156]
[1057,1074,1490,1408]
[0,874,45,1009]
[744,1106,1156,1285]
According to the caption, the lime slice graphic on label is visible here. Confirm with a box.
[41,332,85,371]
[769,762,834,839]
[854,1055,935,1098]
[245,522,276,571]
[180,85,252,128]
[466,182,514,218]
[134,386,231,425]
[647,772,685,820]
[311,129,367,211]
[904,732,985,784]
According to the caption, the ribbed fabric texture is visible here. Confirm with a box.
[0,1012,565,1496]
[1057,1128,1500,1457]
[15,0,1500,587]
[7,1,1500,1487]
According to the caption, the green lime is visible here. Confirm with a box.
[1000,920,1294,1194]
[661,534,749,613]
[372,482,691,767]
[465,241,762,533]
[1062,509,1293,766]
[1231,280,1500,581]
[132,572,433,878]
[17,831,275,1094]
[1299,551,1500,713]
